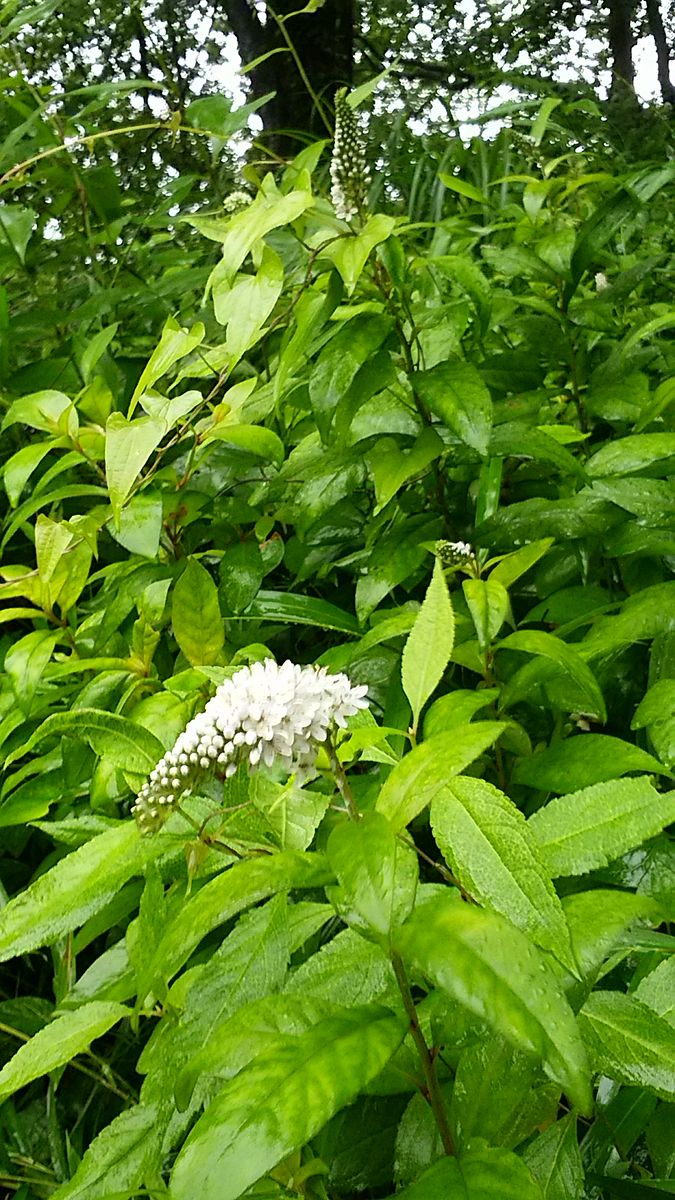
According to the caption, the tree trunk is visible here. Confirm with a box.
[645,0,675,104]
[222,0,353,157]
[606,0,636,99]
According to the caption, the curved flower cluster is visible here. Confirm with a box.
[437,539,475,567]
[132,660,369,834]
[330,88,371,222]
[223,189,253,214]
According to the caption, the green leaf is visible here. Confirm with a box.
[579,992,675,1100]
[322,213,396,292]
[401,559,455,734]
[128,316,205,416]
[144,851,333,985]
[214,244,284,361]
[389,1143,544,1199]
[0,1001,127,1103]
[586,434,675,479]
[367,427,444,514]
[423,689,500,738]
[569,186,639,290]
[527,778,675,877]
[50,1103,162,1200]
[396,895,592,1113]
[0,820,181,961]
[563,890,663,986]
[430,778,577,973]
[488,539,555,588]
[438,171,488,203]
[194,187,312,281]
[326,811,418,943]
[309,312,392,442]
[284,928,395,1006]
[202,422,285,464]
[105,411,165,523]
[220,540,264,615]
[450,1037,556,1151]
[530,96,563,145]
[4,629,58,714]
[636,958,675,1026]
[414,361,493,456]
[463,577,509,652]
[172,557,224,665]
[376,723,508,832]
[243,590,359,634]
[3,439,55,506]
[0,203,36,263]
[513,734,670,792]
[6,708,164,772]
[498,631,606,723]
[522,1113,584,1200]
[170,1006,407,1200]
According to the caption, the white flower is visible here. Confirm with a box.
[595,272,609,292]
[132,660,369,833]
[330,88,371,222]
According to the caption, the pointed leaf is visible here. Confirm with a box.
[326,811,418,942]
[401,559,455,733]
[170,1006,407,1200]
[522,1113,584,1200]
[414,360,493,456]
[172,557,224,665]
[431,778,577,974]
[376,724,508,832]
[51,1103,162,1200]
[579,992,675,1100]
[0,1001,127,1103]
[528,778,675,878]
[390,1143,544,1199]
[498,630,606,723]
[105,411,164,522]
[396,895,592,1113]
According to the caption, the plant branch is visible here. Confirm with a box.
[391,952,455,1156]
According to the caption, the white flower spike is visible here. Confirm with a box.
[132,660,369,833]
[330,88,371,222]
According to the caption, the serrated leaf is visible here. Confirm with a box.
[528,778,675,877]
[0,820,180,961]
[0,1001,127,1102]
[376,723,507,831]
[522,1113,584,1200]
[431,778,577,974]
[144,851,333,985]
[170,1006,407,1200]
[579,992,675,1100]
[636,958,675,1026]
[50,1103,162,1200]
[326,811,418,942]
[396,894,591,1113]
[401,559,455,733]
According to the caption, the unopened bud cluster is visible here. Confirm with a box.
[437,539,476,568]
[223,189,253,214]
[330,88,371,222]
[132,659,369,834]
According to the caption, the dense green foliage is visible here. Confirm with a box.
[1,71,675,1200]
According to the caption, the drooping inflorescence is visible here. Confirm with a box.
[132,659,369,834]
[330,88,371,222]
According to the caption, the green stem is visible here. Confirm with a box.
[325,732,360,821]
[391,952,455,1156]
